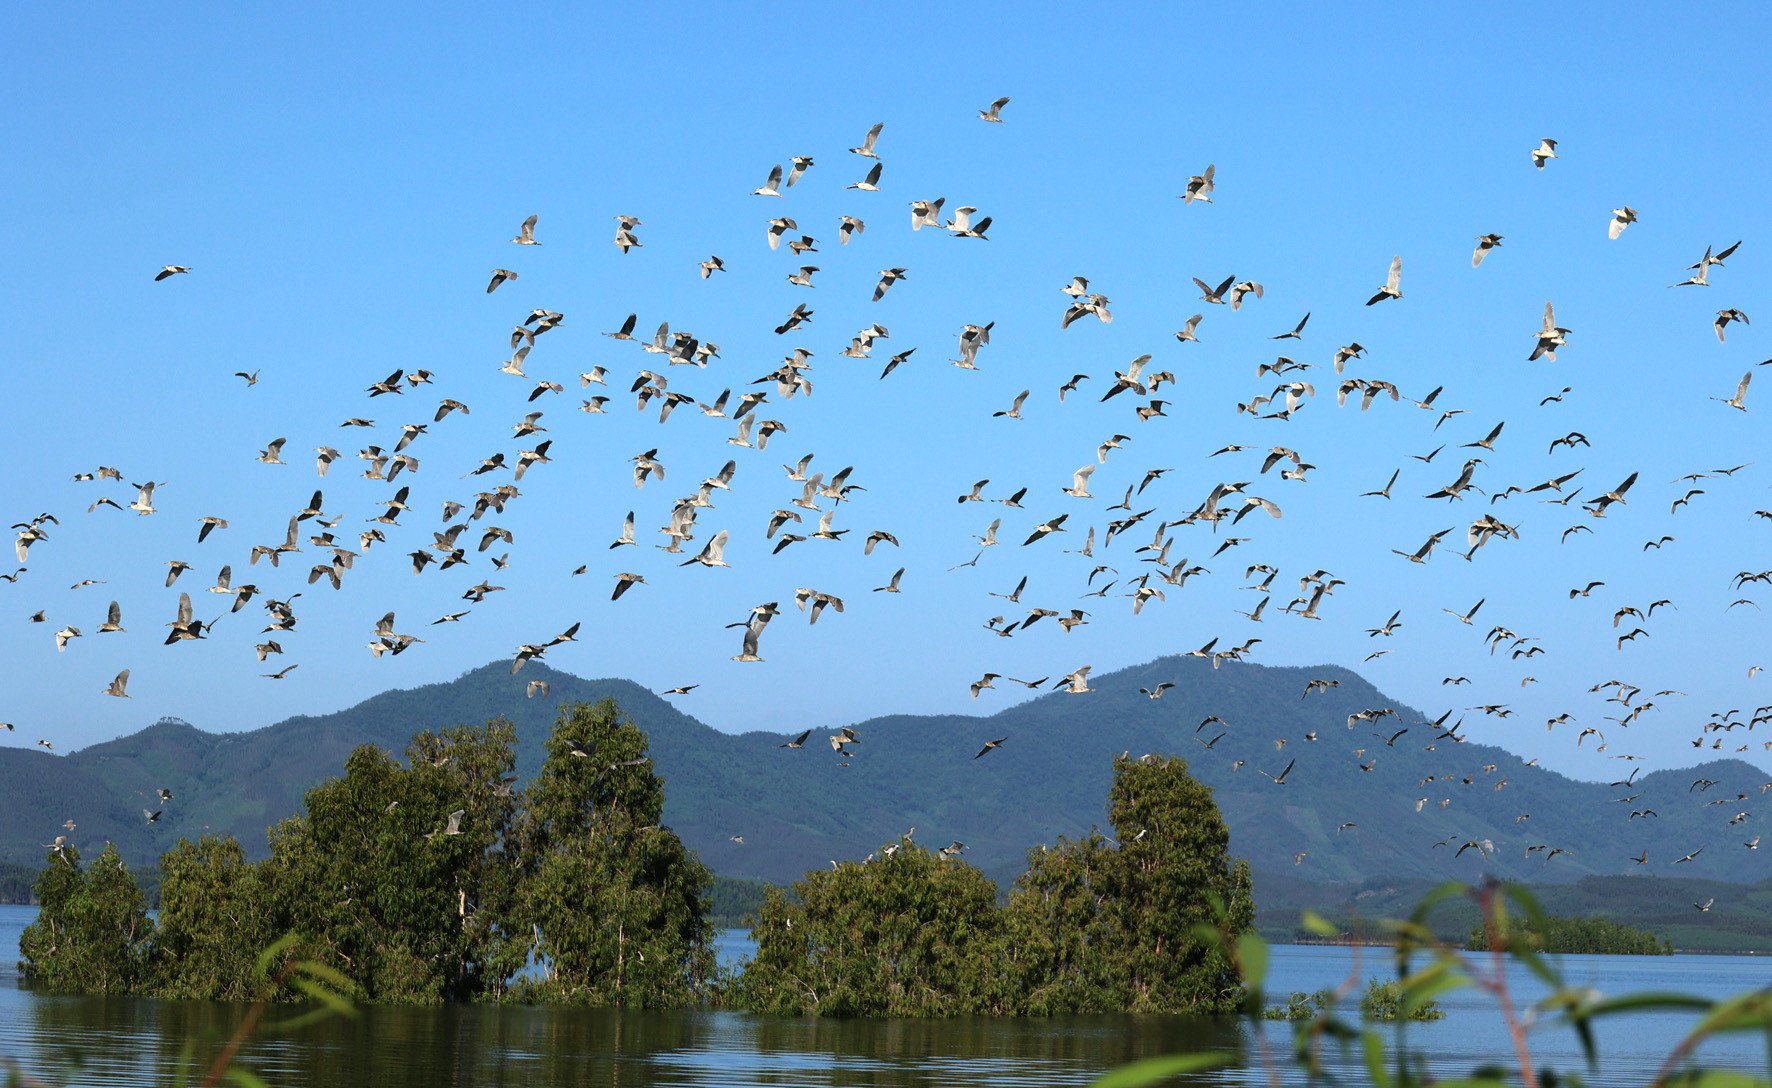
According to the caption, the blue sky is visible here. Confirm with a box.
[3,5,1771,779]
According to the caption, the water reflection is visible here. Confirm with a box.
[3,907,1765,1087]
[11,983,1242,1087]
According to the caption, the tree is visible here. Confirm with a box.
[19,843,153,994]
[151,835,274,1000]
[507,699,715,1006]
[1000,832,1122,1013]
[257,718,520,1003]
[736,841,1008,1016]
[1003,753,1253,1015]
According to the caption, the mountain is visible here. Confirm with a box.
[4,657,1768,900]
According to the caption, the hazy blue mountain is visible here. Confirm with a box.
[4,657,1767,899]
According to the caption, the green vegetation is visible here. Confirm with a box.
[734,753,1255,1017]
[18,843,153,994]
[0,859,39,903]
[707,874,767,928]
[1468,911,1672,955]
[1262,979,1445,1022]
[1266,872,1772,953]
[20,700,716,1008]
[10,657,1772,902]
[23,712,1256,1021]
[1095,880,1772,1088]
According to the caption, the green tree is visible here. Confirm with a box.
[507,699,715,1006]
[1468,912,1672,955]
[19,843,153,993]
[258,718,519,1003]
[151,835,275,1000]
[1003,753,1253,1015]
[736,841,1008,1017]
[1000,832,1122,1014]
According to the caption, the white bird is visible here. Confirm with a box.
[1608,206,1637,239]
[847,162,882,192]
[849,122,884,158]
[681,529,730,568]
[1531,138,1558,169]
[1365,256,1403,305]
[511,214,540,244]
[1062,464,1096,498]
[1714,371,1752,411]
[1181,164,1215,204]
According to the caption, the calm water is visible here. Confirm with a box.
[2,905,1766,1086]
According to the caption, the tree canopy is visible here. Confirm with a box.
[19,700,716,1008]
[738,752,1255,1016]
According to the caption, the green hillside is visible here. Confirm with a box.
[3,657,1768,906]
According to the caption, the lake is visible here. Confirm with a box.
[2,904,1766,1085]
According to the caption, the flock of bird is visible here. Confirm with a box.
[8,100,1772,908]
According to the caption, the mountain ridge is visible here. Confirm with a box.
[4,657,1767,896]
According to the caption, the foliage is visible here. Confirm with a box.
[1264,988,1334,1020]
[739,752,1255,1017]
[1003,754,1253,1015]
[17,843,153,994]
[732,841,1007,1016]
[18,701,716,1010]
[708,873,768,928]
[151,835,276,1001]
[1357,977,1446,1021]
[1099,881,1772,1087]
[506,700,715,1007]
[0,859,39,903]
[1468,911,1673,955]
[256,717,521,1004]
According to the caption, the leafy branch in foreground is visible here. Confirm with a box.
[1104,878,1772,1087]
[7,933,357,1088]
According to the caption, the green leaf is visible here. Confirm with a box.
[1236,932,1269,990]
[1361,1028,1392,1088]
[289,976,358,1019]
[1509,942,1561,989]
[252,934,298,979]
[1663,1072,1771,1088]
[1090,1051,1234,1087]
[1400,963,1467,1017]
[1693,990,1772,1036]
[293,959,357,996]
[1302,910,1340,938]
[1499,881,1551,934]
[1408,880,1469,925]
[1579,991,1713,1017]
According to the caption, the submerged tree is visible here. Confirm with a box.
[999,830,1122,1013]
[736,840,1007,1017]
[741,752,1255,1017]
[1101,753,1254,1013]
[506,699,715,1006]
[19,843,154,994]
[1004,753,1252,1015]
[151,834,275,1000]
[257,718,520,1003]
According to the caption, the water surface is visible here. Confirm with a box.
[4,905,1766,1085]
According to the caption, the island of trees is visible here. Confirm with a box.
[1467,914,1673,955]
[20,700,1255,1016]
